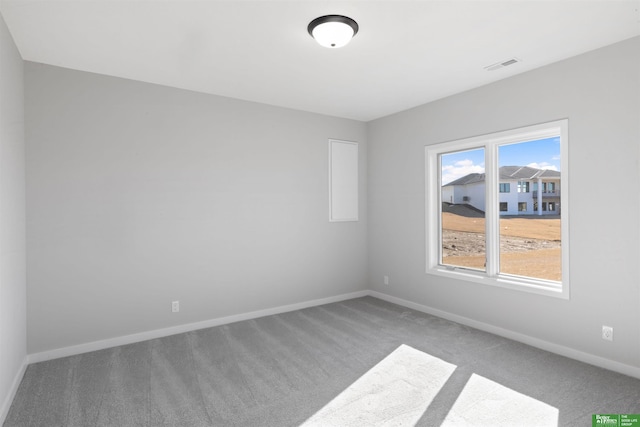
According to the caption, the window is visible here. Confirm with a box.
[517,181,530,193]
[547,182,555,193]
[439,148,486,272]
[426,119,569,298]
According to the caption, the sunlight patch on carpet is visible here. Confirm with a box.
[301,344,456,426]
[442,373,558,426]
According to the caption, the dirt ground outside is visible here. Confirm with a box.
[441,210,561,281]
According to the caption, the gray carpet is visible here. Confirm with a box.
[4,296,640,426]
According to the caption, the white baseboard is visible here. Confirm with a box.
[25,288,640,381]
[28,290,369,364]
[0,357,27,425]
[370,290,640,380]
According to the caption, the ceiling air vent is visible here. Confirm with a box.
[484,58,521,71]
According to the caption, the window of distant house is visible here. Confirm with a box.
[517,181,529,193]
[425,119,569,299]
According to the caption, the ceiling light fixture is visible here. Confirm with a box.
[308,15,359,48]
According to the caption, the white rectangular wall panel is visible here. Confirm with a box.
[329,139,358,222]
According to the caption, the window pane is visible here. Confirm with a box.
[440,148,485,271]
[498,138,561,281]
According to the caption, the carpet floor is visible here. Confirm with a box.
[4,296,640,426]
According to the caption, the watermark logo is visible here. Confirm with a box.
[593,415,640,427]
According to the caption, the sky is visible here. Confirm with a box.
[441,136,560,185]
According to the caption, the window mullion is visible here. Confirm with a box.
[485,143,500,276]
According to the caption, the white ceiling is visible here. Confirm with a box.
[1,1,638,121]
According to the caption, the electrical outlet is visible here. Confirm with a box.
[383,275,389,285]
[172,301,180,313]
[602,325,613,341]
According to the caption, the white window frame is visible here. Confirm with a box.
[425,119,569,299]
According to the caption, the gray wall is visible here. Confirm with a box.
[20,33,640,372]
[25,63,367,354]
[368,37,640,368]
[0,13,26,420]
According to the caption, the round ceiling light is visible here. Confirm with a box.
[307,15,359,48]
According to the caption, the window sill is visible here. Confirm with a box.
[427,266,569,300]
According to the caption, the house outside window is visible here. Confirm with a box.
[518,202,527,212]
[500,202,508,212]
[443,168,560,217]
